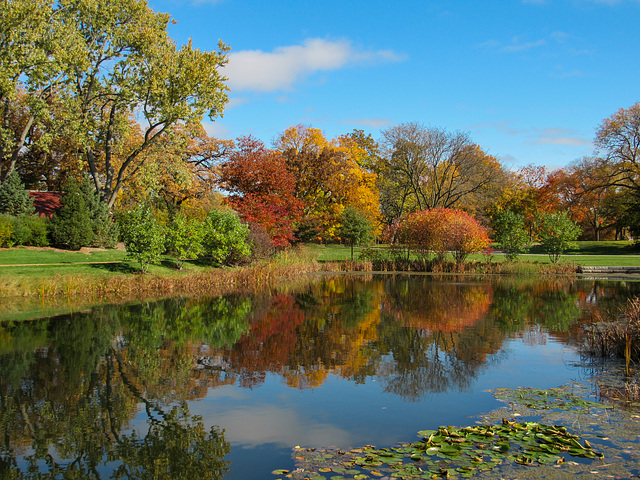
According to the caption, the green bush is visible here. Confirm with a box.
[167,212,205,270]
[0,214,14,247]
[202,209,251,266]
[10,215,49,247]
[536,211,582,263]
[492,210,529,261]
[119,203,166,273]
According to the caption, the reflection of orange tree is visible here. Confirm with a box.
[220,279,383,389]
[383,281,493,333]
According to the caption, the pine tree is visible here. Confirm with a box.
[49,178,94,250]
[0,171,35,215]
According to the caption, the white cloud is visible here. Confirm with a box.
[530,127,591,145]
[225,38,405,92]
[343,118,392,129]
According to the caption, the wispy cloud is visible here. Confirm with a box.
[224,38,406,92]
[530,127,591,145]
[477,31,574,53]
[470,120,526,136]
[343,118,392,129]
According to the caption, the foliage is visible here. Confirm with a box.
[0,214,14,247]
[280,420,603,480]
[167,212,205,270]
[336,206,374,260]
[8,214,48,246]
[276,125,380,241]
[201,209,251,266]
[220,136,303,246]
[398,208,491,263]
[246,220,275,261]
[120,202,166,273]
[536,211,582,263]
[493,209,529,260]
[0,171,34,215]
[48,177,94,250]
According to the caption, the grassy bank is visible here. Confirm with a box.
[1,240,638,302]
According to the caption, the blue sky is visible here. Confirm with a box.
[148,0,639,170]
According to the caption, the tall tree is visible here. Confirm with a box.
[275,125,380,241]
[379,123,504,223]
[59,0,229,208]
[595,102,640,192]
[0,0,71,181]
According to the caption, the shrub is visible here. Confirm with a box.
[247,221,275,261]
[0,171,35,216]
[202,209,251,266]
[0,214,14,247]
[48,178,94,250]
[10,215,49,247]
[167,212,205,270]
[398,208,490,263]
[119,203,166,273]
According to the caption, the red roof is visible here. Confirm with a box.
[29,191,63,218]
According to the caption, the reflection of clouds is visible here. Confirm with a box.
[198,402,354,448]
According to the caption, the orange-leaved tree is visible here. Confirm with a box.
[398,208,490,263]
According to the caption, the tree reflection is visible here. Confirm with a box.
[1,276,639,477]
[0,298,239,479]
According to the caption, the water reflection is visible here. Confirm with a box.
[0,276,638,478]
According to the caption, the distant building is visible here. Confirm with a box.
[29,191,63,218]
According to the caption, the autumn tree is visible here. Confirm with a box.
[275,125,380,241]
[379,123,504,225]
[219,136,303,246]
[593,102,640,235]
[0,0,73,181]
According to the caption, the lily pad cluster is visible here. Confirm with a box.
[490,387,611,411]
[272,420,603,480]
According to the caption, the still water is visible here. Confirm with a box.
[0,274,639,479]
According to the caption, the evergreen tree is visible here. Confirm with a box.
[48,178,94,250]
[79,176,119,248]
[0,171,35,215]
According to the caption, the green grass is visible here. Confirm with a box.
[306,241,640,266]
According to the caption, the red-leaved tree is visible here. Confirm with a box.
[219,137,303,246]
[398,208,490,263]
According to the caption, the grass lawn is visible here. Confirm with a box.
[1,241,639,282]
[306,242,640,266]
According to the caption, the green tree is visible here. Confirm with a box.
[79,175,119,247]
[492,210,529,261]
[48,177,93,250]
[0,170,34,215]
[58,0,229,208]
[120,202,165,273]
[337,206,374,261]
[536,211,581,263]
[202,209,250,266]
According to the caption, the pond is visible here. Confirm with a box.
[1,274,639,479]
